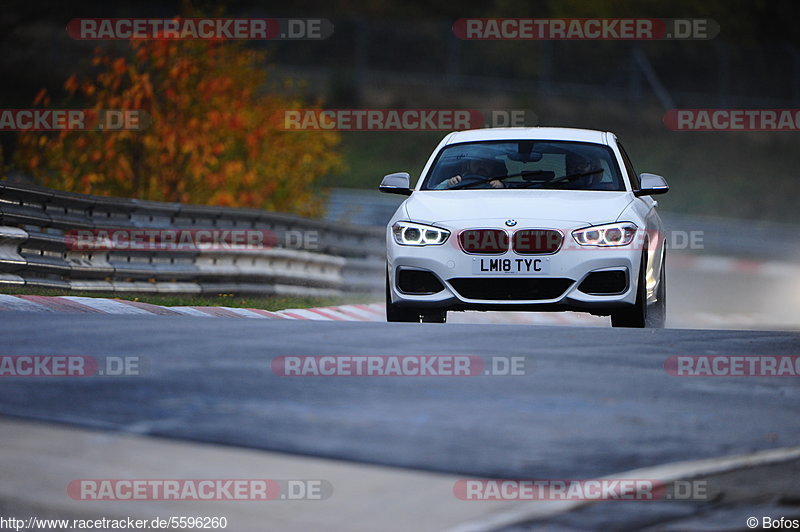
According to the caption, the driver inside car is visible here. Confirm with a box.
[436,158,506,189]
[563,152,604,189]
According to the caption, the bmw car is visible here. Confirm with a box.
[379,127,669,327]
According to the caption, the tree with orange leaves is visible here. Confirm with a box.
[12,34,342,217]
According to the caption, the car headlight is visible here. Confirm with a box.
[572,222,638,247]
[392,221,450,246]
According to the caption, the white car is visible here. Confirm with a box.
[379,127,668,328]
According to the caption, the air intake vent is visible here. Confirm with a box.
[578,270,628,295]
[449,277,573,300]
[398,269,445,294]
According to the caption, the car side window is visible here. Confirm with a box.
[617,144,641,191]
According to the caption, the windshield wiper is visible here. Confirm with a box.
[448,174,506,190]
[514,169,603,189]
[448,170,546,190]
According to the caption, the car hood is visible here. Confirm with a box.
[403,190,634,226]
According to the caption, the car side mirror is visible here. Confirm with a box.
[634,173,669,196]
[379,172,413,196]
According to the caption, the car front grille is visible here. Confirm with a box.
[458,229,509,254]
[512,229,563,254]
[459,229,563,254]
[448,277,574,301]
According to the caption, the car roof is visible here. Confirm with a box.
[444,127,612,145]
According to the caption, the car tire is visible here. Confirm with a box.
[385,274,447,323]
[645,250,666,329]
[611,251,648,328]
[386,274,447,323]
[386,275,418,322]
[420,310,447,323]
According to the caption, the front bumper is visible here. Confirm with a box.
[387,237,641,313]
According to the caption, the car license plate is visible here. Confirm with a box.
[472,257,550,274]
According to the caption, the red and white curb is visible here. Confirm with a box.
[0,293,794,329]
[0,294,384,321]
[0,293,605,326]
[0,255,796,327]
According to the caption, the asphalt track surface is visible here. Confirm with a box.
[1,313,798,480]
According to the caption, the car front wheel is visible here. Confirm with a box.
[646,250,666,328]
[385,275,446,323]
[611,252,648,328]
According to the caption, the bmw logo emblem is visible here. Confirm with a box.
[505,219,517,227]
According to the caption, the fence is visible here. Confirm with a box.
[0,181,385,296]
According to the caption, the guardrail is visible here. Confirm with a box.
[0,181,385,296]
[5,182,791,299]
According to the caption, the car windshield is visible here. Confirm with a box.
[422,140,625,191]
